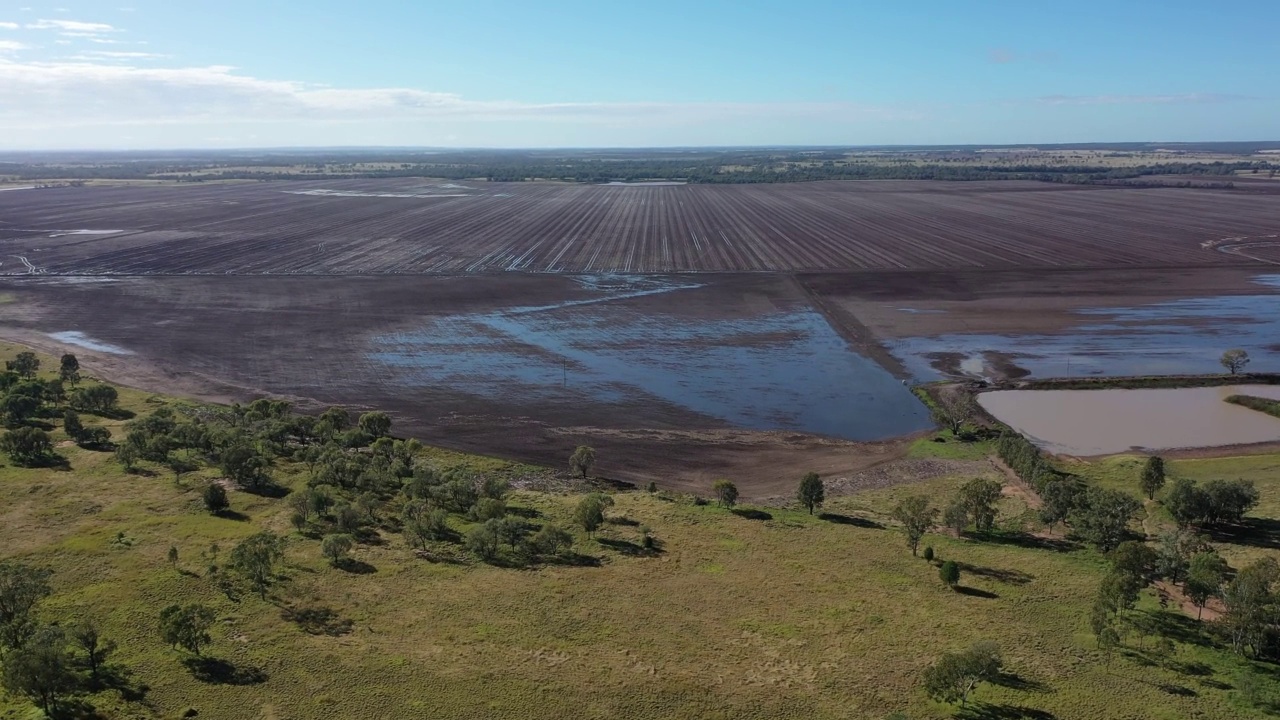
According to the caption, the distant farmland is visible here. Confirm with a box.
[1,179,1276,274]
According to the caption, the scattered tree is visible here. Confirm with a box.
[1,625,78,717]
[166,451,200,485]
[1,390,41,427]
[58,354,80,386]
[70,385,118,414]
[70,620,116,682]
[1139,456,1166,500]
[114,442,139,472]
[574,494,606,535]
[712,479,738,508]
[159,603,216,655]
[202,483,229,515]
[943,500,969,536]
[6,351,39,379]
[533,523,574,556]
[1039,479,1081,534]
[1166,478,1260,528]
[569,445,596,479]
[1186,551,1229,621]
[939,560,960,589]
[0,561,53,649]
[167,545,180,570]
[466,519,502,560]
[955,477,1002,534]
[797,472,824,514]
[1221,557,1279,657]
[1154,528,1209,584]
[0,427,55,467]
[220,443,272,492]
[892,495,938,556]
[932,390,976,436]
[497,517,525,549]
[1221,349,1251,375]
[921,640,1002,708]
[1069,487,1140,552]
[471,497,506,521]
[321,534,355,566]
[229,531,285,599]
[357,411,391,438]
[62,409,84,440]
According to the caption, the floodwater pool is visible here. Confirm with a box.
[979,384,1280,455]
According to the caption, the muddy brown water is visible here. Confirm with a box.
[979,385,1280,455]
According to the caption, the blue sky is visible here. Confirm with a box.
[0,0,1276,149]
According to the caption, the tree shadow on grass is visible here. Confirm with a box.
[50,697,106,720]
[281,605,354,636]
[213,509,250,522]
[413,547,470,565]
[956,704,1056,720]
[182,657,267,686]
[82,663,150,703]
[334,558,377,574]
[85,408,135,421]
[732,508,772,521]
[992,672,1051,693]
[818,512,883,529]
[542,551,603,568]
[955,586,999,599]
[352,527,386,545]
[242,483,290,499]
[605,516,640,527]
[1208,517,1280,550]
[982,531,1077,553]
[957,562,1034,586]
[597,537,663,557]
[506,506,542,519]
[1148,610,1217,648]
[1159,683,1197,697]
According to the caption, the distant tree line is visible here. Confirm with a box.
[4,150,1276,186]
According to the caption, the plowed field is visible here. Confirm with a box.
[2,179,1275,274]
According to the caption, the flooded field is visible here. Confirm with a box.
[887,276,1280,381]
[979,384,1280,455]
[371,276,930,440]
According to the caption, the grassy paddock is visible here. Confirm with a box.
[0,347,1278,718]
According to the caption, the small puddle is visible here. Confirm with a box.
[47,331,133,355]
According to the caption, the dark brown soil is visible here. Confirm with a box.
[2,180,1276,274]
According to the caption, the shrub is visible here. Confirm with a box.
[202,483,229,514]
[0,427,55,467]
[939,560,960,589]
[923,546,935,562]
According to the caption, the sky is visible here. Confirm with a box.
[0,0,1277,149]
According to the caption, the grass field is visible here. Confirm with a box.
[2,356,1280,719]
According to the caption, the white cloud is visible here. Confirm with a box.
[0,22,19,30]
[0,59,917,132]
[0,40,28,52]
[1037,93,1250,106]
[86,51,165,58]
[27,19,116,33]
